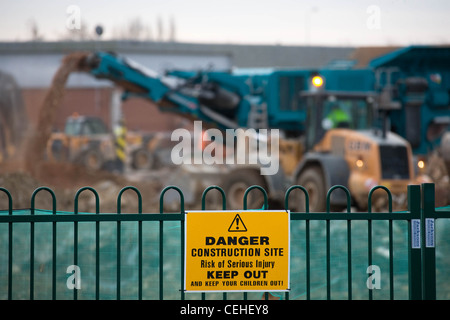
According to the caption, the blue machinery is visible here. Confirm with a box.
[79,46,450,210]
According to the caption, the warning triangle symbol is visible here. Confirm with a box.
[228,214,247,232]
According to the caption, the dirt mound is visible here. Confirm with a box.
[0,161,162,213]
[33,161,126,189]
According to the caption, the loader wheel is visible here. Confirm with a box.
[221,169,267,210]
[296,166,326,212]
[82,149,103,171]
[131,148,154,170]
[427,152,450,207]
[49,140,69,162]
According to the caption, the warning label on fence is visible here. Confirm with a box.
[184,210,290,292]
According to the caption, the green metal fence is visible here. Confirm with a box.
[0,183,449,300]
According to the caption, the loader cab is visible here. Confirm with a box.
[64,115,109,136]
[303,91,376,151]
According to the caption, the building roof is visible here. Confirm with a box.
[0,40,355,68]
[0,40,404,89]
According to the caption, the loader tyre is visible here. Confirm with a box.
[131,148,154,170]
[221,169,267,210]
[49,139,69,162]
[427,151,450,207]
[82,148,103,171]
[296,166,326,212]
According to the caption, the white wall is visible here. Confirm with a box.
[0,52,231,89]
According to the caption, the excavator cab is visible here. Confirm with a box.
[64,115,109,136]
[303,92,376,151]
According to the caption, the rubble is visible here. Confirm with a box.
[0,160,162,213]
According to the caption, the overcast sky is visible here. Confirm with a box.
[1,0,449,46]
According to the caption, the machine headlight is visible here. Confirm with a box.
[356,159,364,168]
[311,75,324,88]
[417,159,425,170]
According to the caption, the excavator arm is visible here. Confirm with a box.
[82,51,248,130]
[85,52,173,101]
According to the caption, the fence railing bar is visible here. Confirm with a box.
[407,184,422,300]
[201,185,226,211]
[326,185,352,300]
[285,185,310,301]
[242,185,268,300]
[201,186,227,300]
[389,214,394,300]
[74,186,100,300]
[0,213,185,223]
[180,206,185,301]
[30,186,56,300]
[368,185,393,300]
[52,199,57,300]
[30,203,34,300]
[2,210,419,222]
[0,187,13,300]
[368,208,373,299]
[117,186,143,300]
[73,191,79,300]
[243,185,268,211]
[326,216,330,300]
[117,210,121,300]
[95,194,100,301]
[0,211,410,222]
[159,186,185,301]
[288,212,409,221]
[347,217,352,300]
[421,183,436,300]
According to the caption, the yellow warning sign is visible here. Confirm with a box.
[184,210,290,292]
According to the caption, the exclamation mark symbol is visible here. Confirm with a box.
[228,214,247,232]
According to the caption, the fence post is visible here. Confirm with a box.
[30,187,57,300]
[1,188,13,300]
[326,185,352,300]
[242,185,268,300]
[74,186,100,300]
[421,183,436,300]
[407,184,422,300]
[201,186,226,211]
[159,186,185,300]
[117,186,143,300]
[243,185,268,210]
[368,186,393,300]
[201,186,226,300]
[285,186,309,301]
